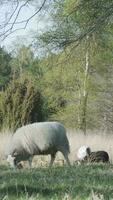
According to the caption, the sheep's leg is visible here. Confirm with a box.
[62,152,71,166]
[28,156,33,168]
[49,153,56,166]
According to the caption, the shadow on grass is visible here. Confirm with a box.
[1,164,113,199]
[2,184,113,200]
[0,184,64,197]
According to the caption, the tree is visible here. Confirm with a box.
[37,0,113,133]
[11,45,43,79]
[11,45,34,74]
[38,0,113,49]
[0,47,12,90]
[0,73,47,131]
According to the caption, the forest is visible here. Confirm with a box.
[1,0,113,134]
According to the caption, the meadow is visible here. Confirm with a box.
[0,130,113,199]
[1,164,113,200]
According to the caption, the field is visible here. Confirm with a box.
[1,164,113,200]
[0,130,113,199]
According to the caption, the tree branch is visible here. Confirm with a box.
[0,0,47,42]
[0,0,19,30]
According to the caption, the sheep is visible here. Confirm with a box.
[84,150,109,163]
[77,146,109,164]
[7,122,70,168]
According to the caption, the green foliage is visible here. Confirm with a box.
[0,74,47,131]
[11,45,42,78]
[39,53,81,125]
[1,0,113,132]
[40,0,113,48]
[0,164,113,199]
[0,47,12,90]
[36,0,113,132]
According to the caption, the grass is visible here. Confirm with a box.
[0,164,113,200]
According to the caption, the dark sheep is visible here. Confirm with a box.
[84,149,109,163]
[77,146,109,164]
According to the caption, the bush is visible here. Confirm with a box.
[0,74,47,131]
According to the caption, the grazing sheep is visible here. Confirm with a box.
[7,122,70,168]
[77,146,109,163]
[84,150,109,163]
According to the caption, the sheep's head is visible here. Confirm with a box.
[7,155,15,168]
[77,146,91,160]
[7,154,23,169]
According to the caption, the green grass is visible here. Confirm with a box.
[0,164,113,200]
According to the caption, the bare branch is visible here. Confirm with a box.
[1,21,29,42]
[0,0,19,30]
[10,0,30,31]
[0,0,48,42]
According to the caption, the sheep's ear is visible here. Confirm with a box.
[86,147,91,155]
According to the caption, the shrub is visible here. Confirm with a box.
[0,74,47,131]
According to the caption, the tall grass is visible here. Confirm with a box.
[0,131,12,163]
[0,130,113,166]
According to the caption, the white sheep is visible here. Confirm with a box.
[7,122,70,168]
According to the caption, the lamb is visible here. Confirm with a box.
[77,146,109,164]
[7,122,70,168]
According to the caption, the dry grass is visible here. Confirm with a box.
[67,130,113,163]
[0,129,113,167]
[0,131,12,163]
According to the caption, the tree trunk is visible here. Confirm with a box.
[81,38,90,134]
